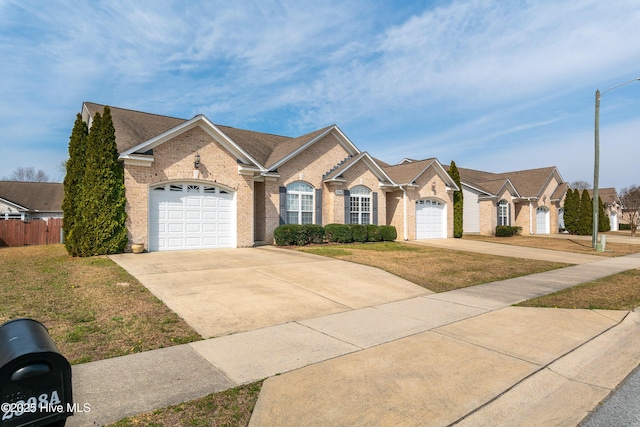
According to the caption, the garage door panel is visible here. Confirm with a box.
[186,210,201,220]
[149,183,235,251]
[416,199,446,239]
[168,223,184,233]
[167,210,184,220]
[186,223,201,233]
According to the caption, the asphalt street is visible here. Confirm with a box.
[580,362,640,426]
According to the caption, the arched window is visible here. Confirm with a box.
[498,199,510,226]
[286,182,314,224]
[349,185,371,225]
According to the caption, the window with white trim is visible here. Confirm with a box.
[286,182,314,224]
[350,185,371,225]
[498,199,510,226]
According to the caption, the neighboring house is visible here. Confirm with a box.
[81,102,459,251]
[0,181,64,221]
[447,166,568,236]
[587,188,622,231]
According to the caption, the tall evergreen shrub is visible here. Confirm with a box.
[75,107,128,256]
[598,197,611,232]
[578,189,593,236]
[563,189,579,234]
[448,160,463,238]
[62,114,88,256]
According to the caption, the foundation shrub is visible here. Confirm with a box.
[325,224,353,243]
[366,225,383,242]
[350,224,368,243]
[274,224,306,246]
[380,225,398,241]
[495,226,522,237]
[304,224,325,244]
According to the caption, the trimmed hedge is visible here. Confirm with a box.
[273,224,398,246]
[274,224,307,246]
[305,224,325,244]
[495,225,522,237]
[350,224,368,243]
[366,224,383,242]
[380,225,397,241]
[325,223,353,243]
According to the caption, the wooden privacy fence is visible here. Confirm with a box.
[0,218,63,247]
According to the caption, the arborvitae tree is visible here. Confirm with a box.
[598,197,611,232]
[76,107,128,256]
[578,189,593,235]
[62,114,88,256]
[563,189,579,234]
[448,160,463,238]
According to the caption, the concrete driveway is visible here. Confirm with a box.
[109,246,429,338]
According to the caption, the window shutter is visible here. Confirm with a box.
[372,192,378,225]
[508,203,511,226]
[279,186,287,225]
[344,190,351,224]
[315,189,322,225]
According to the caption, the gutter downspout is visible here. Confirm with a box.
[400,185,408,240]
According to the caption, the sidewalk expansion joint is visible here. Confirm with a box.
[447,311,630,426]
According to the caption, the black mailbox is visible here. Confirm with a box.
[0,319,72,427]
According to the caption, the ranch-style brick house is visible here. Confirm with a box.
[450,166,569,236]
[82,103,459,251]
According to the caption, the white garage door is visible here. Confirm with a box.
[416,199,446,239]
[149,183,235,251]
[536,207,550,234]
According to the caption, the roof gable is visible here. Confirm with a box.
[266,125,360,170]
[383,158,458,190]
[323,152,394,184]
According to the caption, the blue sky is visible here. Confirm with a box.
[1,0,639,191]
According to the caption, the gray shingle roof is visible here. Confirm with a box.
[0,181,64,212]
[451,165,564,198]
[84,102,338,171]
[587,187,620,205]
[84,102,186,154]
[383,158,438,184]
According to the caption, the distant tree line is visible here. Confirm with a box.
[563,188,609,235]
[63,106,128,256]
[4,166,50,182]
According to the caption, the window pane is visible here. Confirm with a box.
[362,213,370,224]
[350,213,360,224]
[287,194,299,210]
[287,212,299,224]
[301,194,313,211]
[361,197,370,212]
[350,185,370,195]
[287,182,313,192]
[301,212,313,224]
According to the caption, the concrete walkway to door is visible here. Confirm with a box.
[109,246,430,338]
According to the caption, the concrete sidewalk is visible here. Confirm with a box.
[67,252,640,427]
